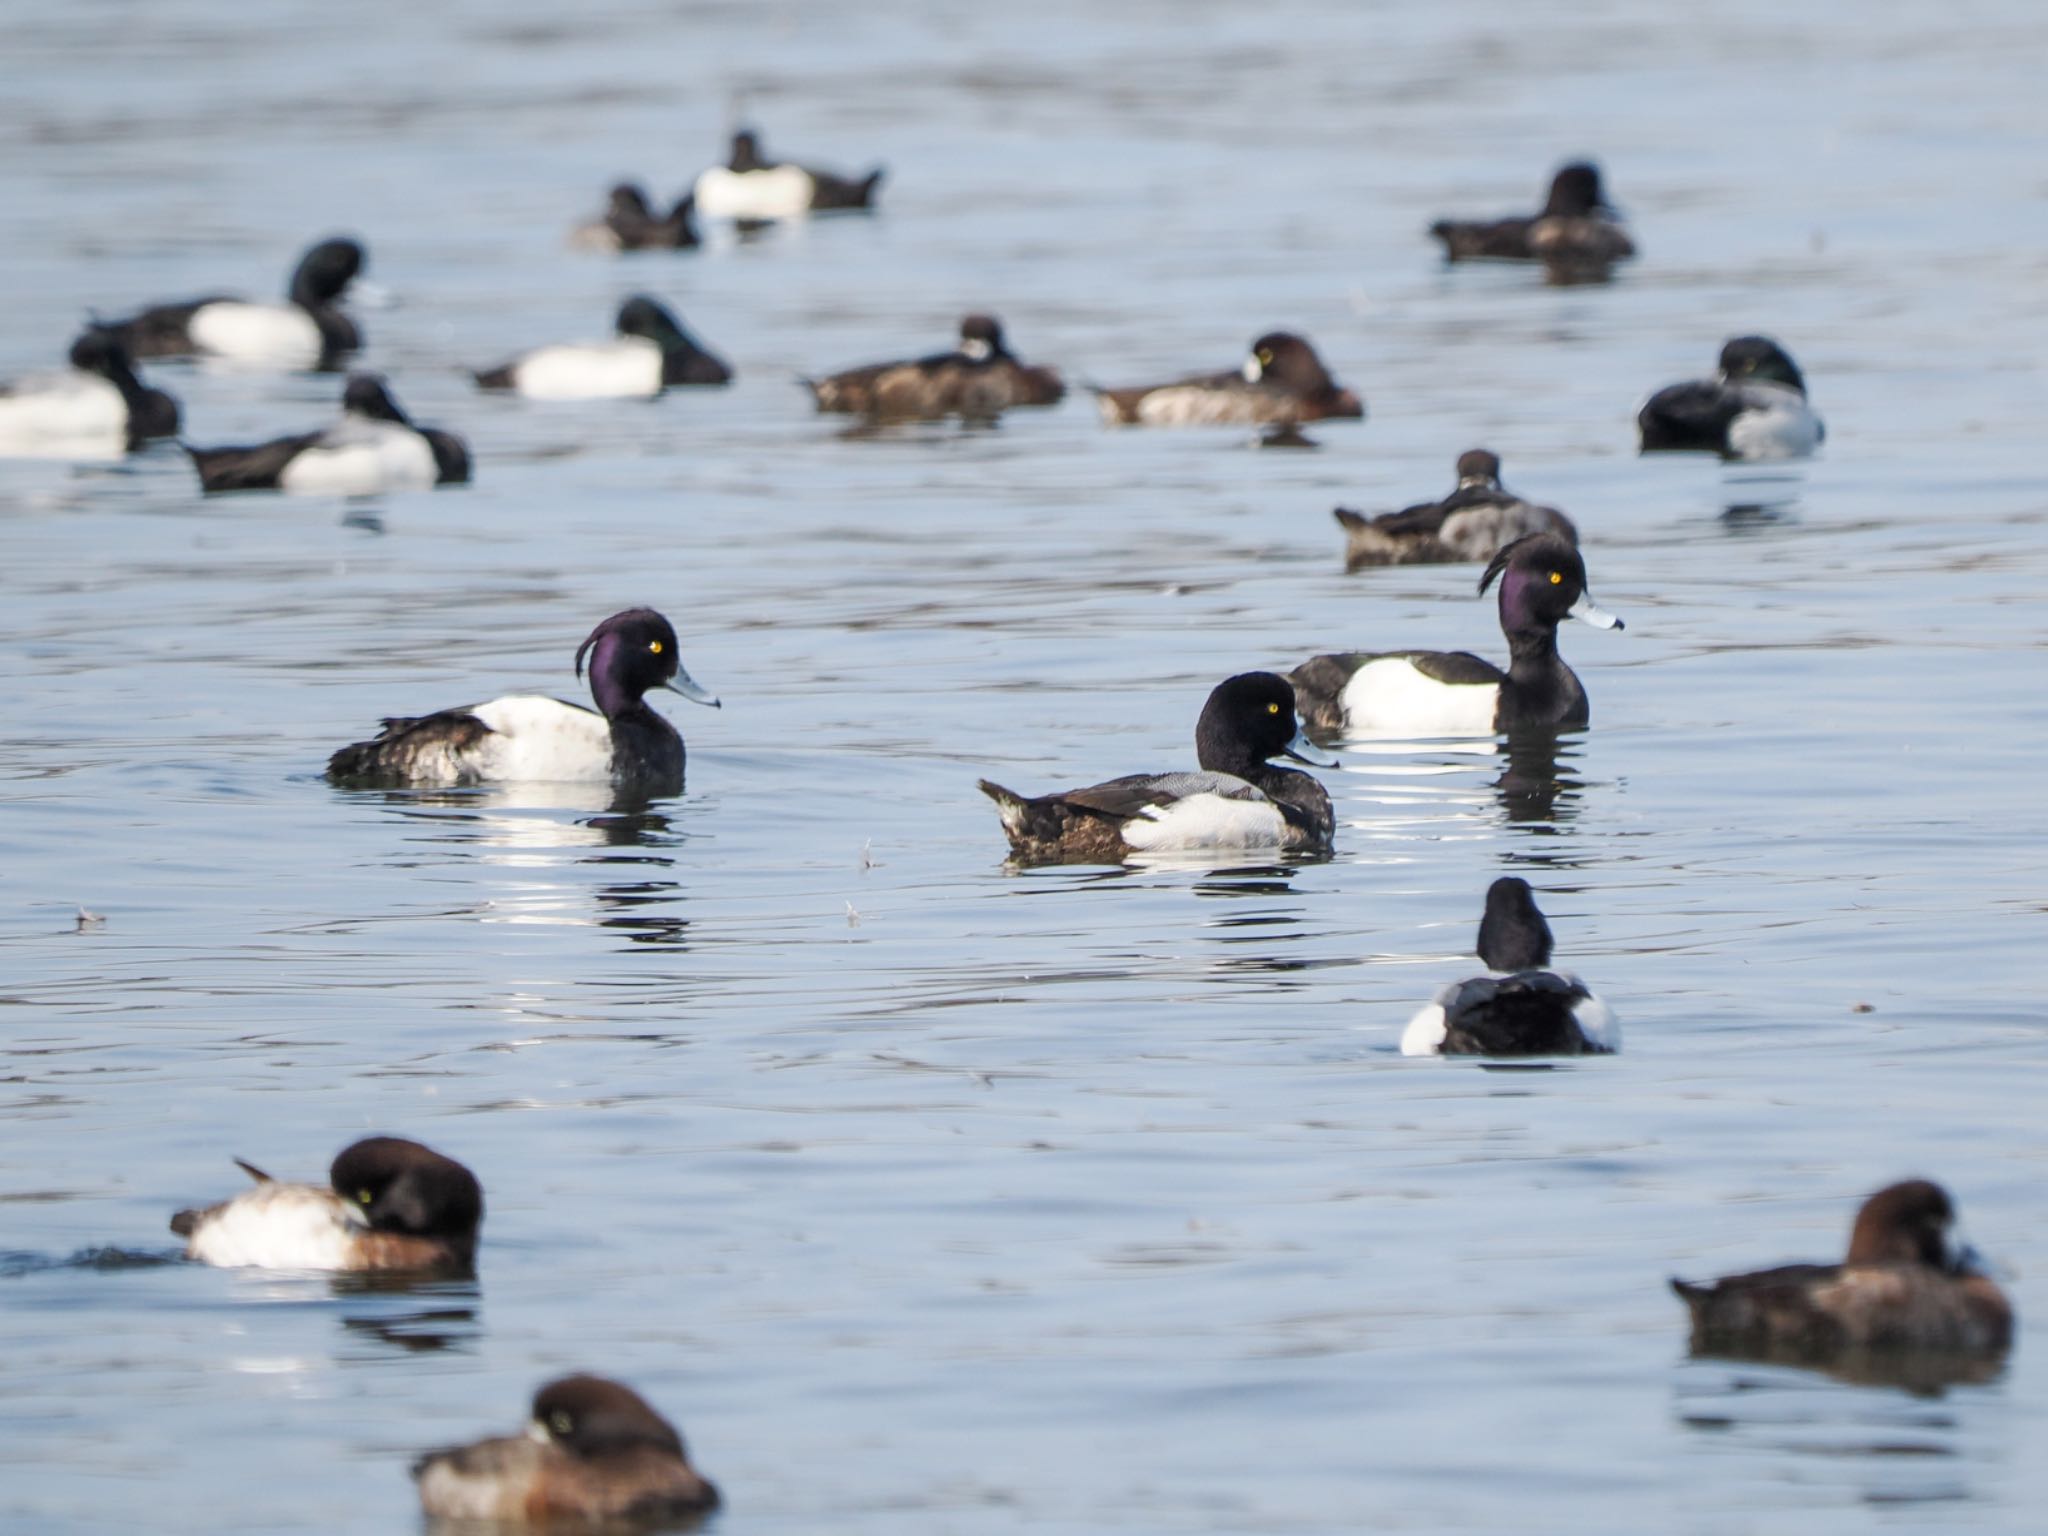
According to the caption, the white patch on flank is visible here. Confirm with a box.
[466,694,617,781]
[510,337,665,400]
[0,369,128,456]
[184,1182,365,1270]
[1400,999,1450,1056]
[1131,385,1272,427]
[1338,657,1501,738]
[1121,791,1286,852]
[692,163,817,219]
[1726,385,1823,460]
[1563,977,1620,1051]
[278,420,436,495]
[187,301,325,368]
[959,337,994,362]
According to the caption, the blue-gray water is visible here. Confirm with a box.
[4,1,2047,1531]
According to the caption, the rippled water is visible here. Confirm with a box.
[4,1,2048,1531]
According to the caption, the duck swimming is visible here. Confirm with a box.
[572,184,700,252]
[473,295,731,400]
[805,314,1064,419]
[1095,332,1364,428]
[1291,533,1622,738]
[0,327,179,457]
[170,1135,481,1274]
[1430,162,1636,281]
[102,236,365,370]
[979,672,1338,864]
[326,608,719,792]
[1637,336,1824,460]
[414,1375,719,1526]
[692,127,884,219]
[1334,449,1578,569]
[1401,877,1617,1056]
[1672,1180,2012,1368]
[185,373,468,494]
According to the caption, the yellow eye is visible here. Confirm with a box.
[1258,349,1273,365]
[550,1410,574,1436]
[1267,702,1281,714]
[649,640,664,654]
[357,1188,373,1205]
[1548,572,1562,585]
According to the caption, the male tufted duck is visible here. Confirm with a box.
[693,127,884,220]
[171,1135,481,1273]
[980,672,1337,864]
[474,296,731,400]
[1095,332,1364,428]
[326,608,719,792]
[0,328,180,456]
[1291,533,1622,738]
[1335,449,1579,569]
[186,373,468,494]
[1672,1180,2013,1367]
[1638,336,1824,460]
[104,236,365,370]
[414,1374,719,1525]
[1402,877,1617,1056]
[805,314,1064,419]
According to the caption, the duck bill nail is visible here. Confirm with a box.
[1283,729,1339,768]
[1568,593,1623,631]
[664,671,722,708]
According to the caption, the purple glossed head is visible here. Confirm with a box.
[1480,533,1622,635]
[574,609,719,718]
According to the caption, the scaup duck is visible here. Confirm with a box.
[1335,449,1578,569]
[1401,877,1617,1056]
[326,608,719,791]
[1637,336,1824,460]
[572,184,700,252]
[473,295,731,400]
[170,1135,481,1273]
[1430,162,1636,281]
[1291,532,1622,738]
[805,314,1064,419]
[979,672,1338,864]
[0,328,180,456]
[185,373,468,494]
[1672,1180,2013,1365]
[693,127,884,219]
[104,236,364,370]
[415,1375,719,1526]
[1095,332,1364,428]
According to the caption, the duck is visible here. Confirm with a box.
[185,373,469,494]
[102,236,365,370]
[572,184,700,252]
[805,314,1065,419]
[979,672,1338,864]
[473,296,731,400]
[326,608,719,792]
[1671,1180,2013,1365]
[414,1375,719,1526]
[692,127,884,219]
[1429,162,1636,281]
[0,328,180,456]
[1401,877,1617,1056]
[1291,533,1623,738]
[1335,449,1579,570]
[1637,336,1824,460]
[1094,332,1364,428]
[169,1135,481,1273]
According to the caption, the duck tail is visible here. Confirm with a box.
[168,1207,202,1238]
[976,779,1030,841]
[472,363,516,392]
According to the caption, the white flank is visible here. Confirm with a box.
[692,163,817,219]
[1121,792,1286,852]
[1726,386,1824,460]
[1338,657,1501,738]
[0,370,128,456]
[1400,1002,1449,1056]
[1131,385,1264,428]
[510,338,664,401]
[1564,978,1621,1051]
[187,301,325,368]
[184,1182,365,1270]
[278,420,437,495]
[466,694,616,781]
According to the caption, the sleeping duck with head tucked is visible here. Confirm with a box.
[978,672,1337,864]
